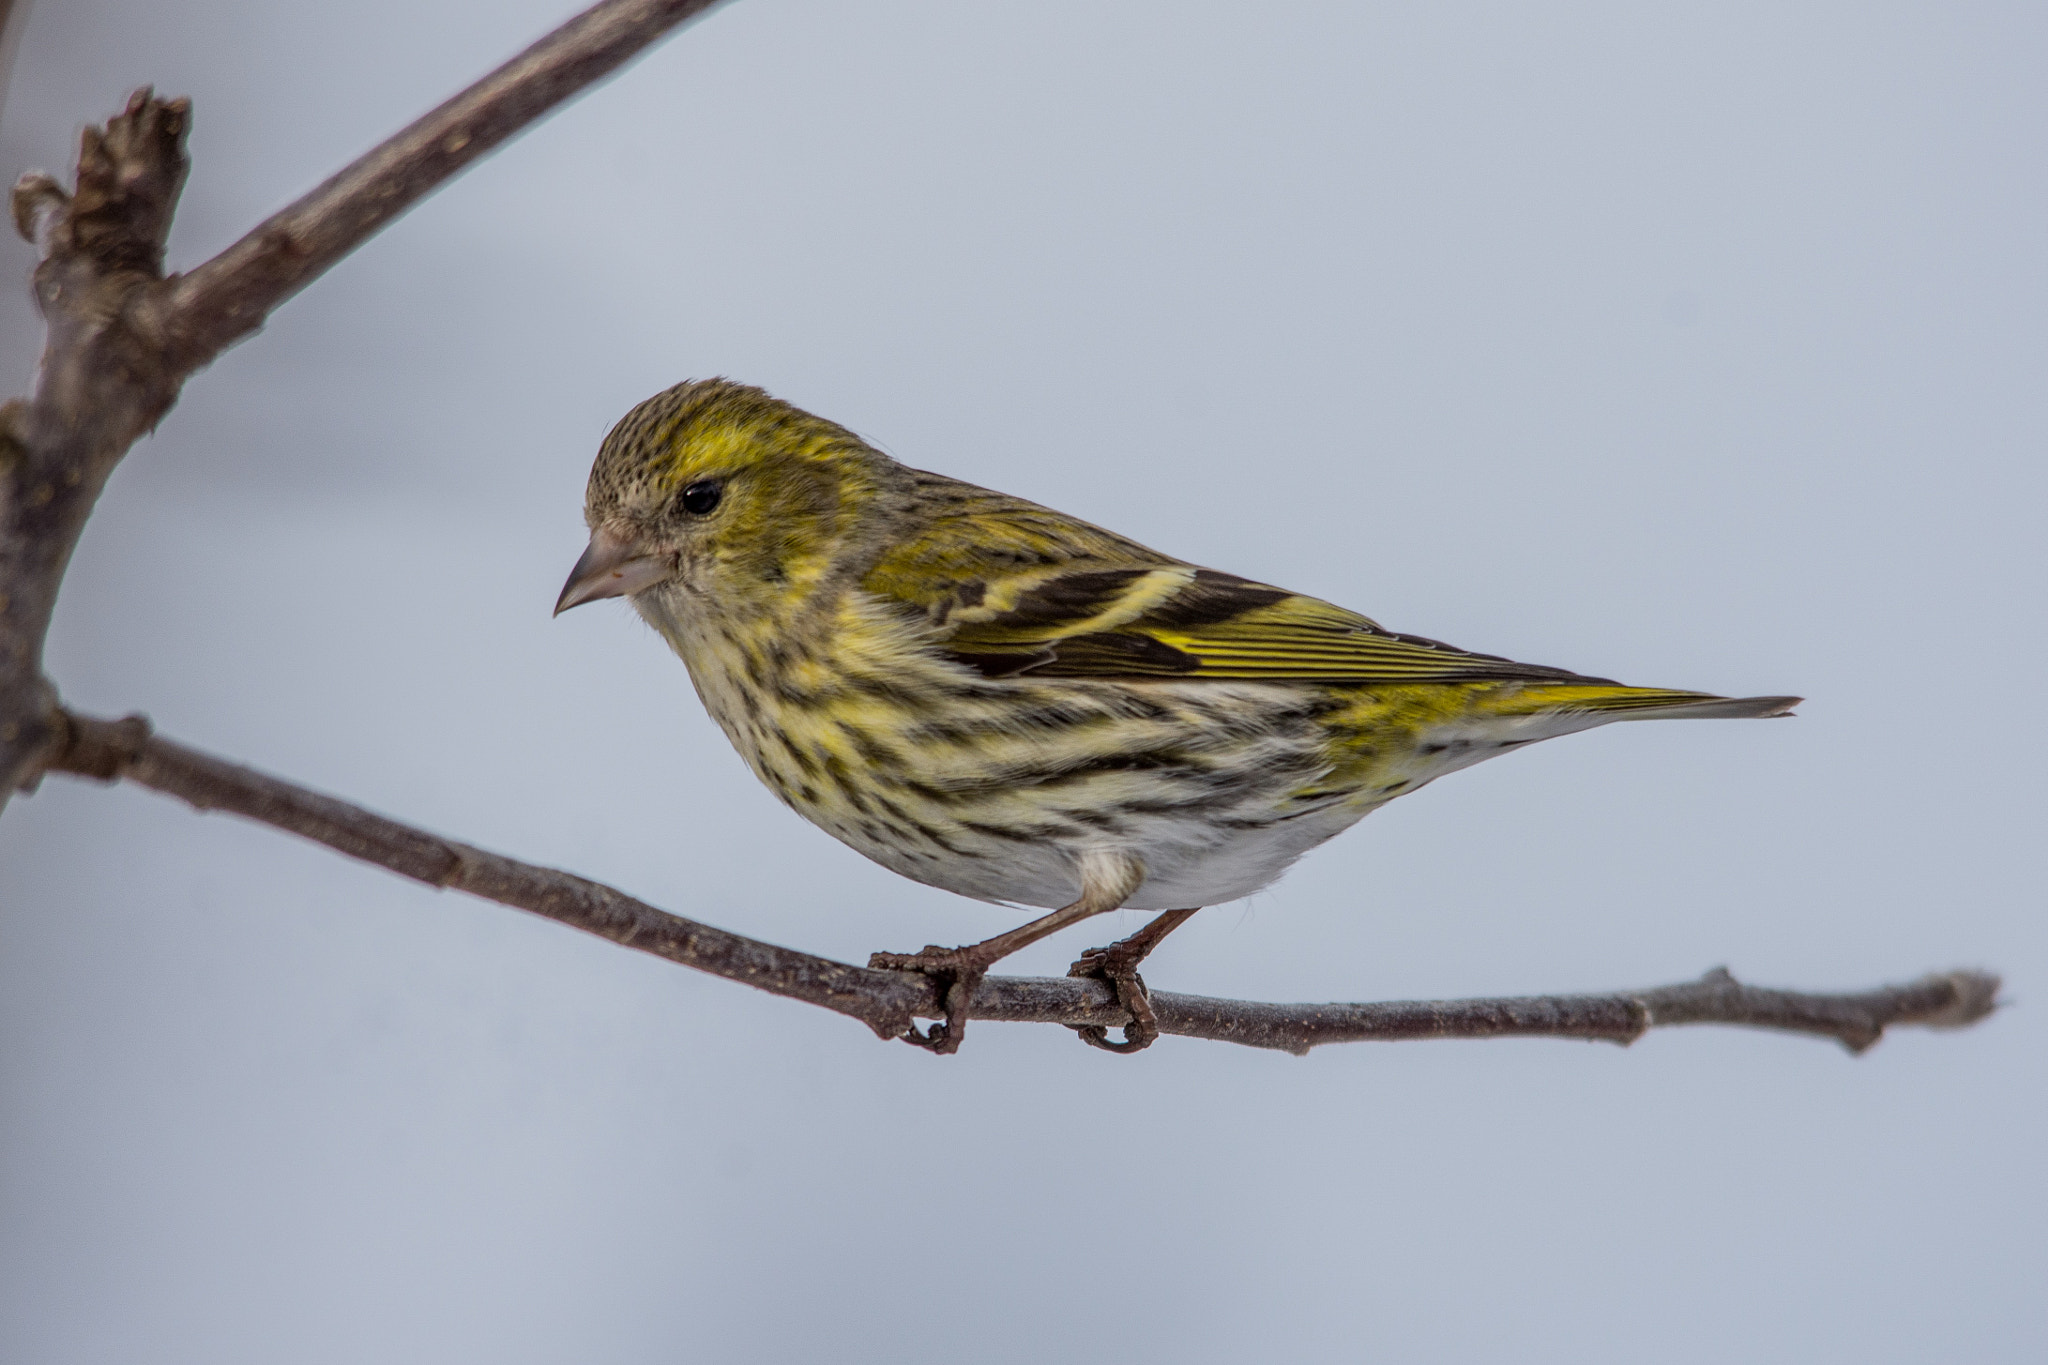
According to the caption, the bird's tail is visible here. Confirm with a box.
[1489,684,1802,722]
[1324,681,1800,795]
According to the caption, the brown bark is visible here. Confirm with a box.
[47,710,2002,1056]
[0,0,723,810]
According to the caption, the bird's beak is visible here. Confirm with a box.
[554,528,672,615]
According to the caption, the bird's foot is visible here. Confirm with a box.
[1067,941,1164,1054]
[1064,907,1198,1054]
[867,944,991,1055]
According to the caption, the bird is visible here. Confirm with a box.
[556,379,1798,1054]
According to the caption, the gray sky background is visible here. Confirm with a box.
[3,2,2044,1360]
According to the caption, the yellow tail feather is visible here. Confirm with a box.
[1492,686,1802,721]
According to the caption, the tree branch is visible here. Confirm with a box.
[43,709,2002,1056]
[0,0,723,809]
[158,0,724,366]
[2,5,2004,1065]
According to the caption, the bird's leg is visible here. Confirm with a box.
[869,854,1143,1055]
[1066,907,1201,1054]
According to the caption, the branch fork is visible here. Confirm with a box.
[0,0,726,806]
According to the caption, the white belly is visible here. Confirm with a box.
[831,778,1382,912]
[1114,796,1380,909]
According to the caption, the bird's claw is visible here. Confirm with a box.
[1067,944,1163,1054]
[868,945,988,1055]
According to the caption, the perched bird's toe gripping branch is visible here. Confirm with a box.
[1067,907,1202,1053]
[869,852,1149,1053]
[865,945,993,1054]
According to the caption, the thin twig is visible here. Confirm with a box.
[0,0,722,809]
[157,0,725,366]
[44,710,2003,1056]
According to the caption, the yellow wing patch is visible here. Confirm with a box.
[857,473,1747,694]
[938,567,1609,684]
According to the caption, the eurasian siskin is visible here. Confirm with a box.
[557,379,1797,1053]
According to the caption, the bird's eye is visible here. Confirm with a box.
[679,480,724,516]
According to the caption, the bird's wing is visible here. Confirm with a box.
[932,564,1611,683]
[860,475,1604,685]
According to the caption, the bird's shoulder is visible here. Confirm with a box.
[856,470,1595,685]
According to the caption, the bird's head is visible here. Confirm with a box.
[556,379,902,621]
